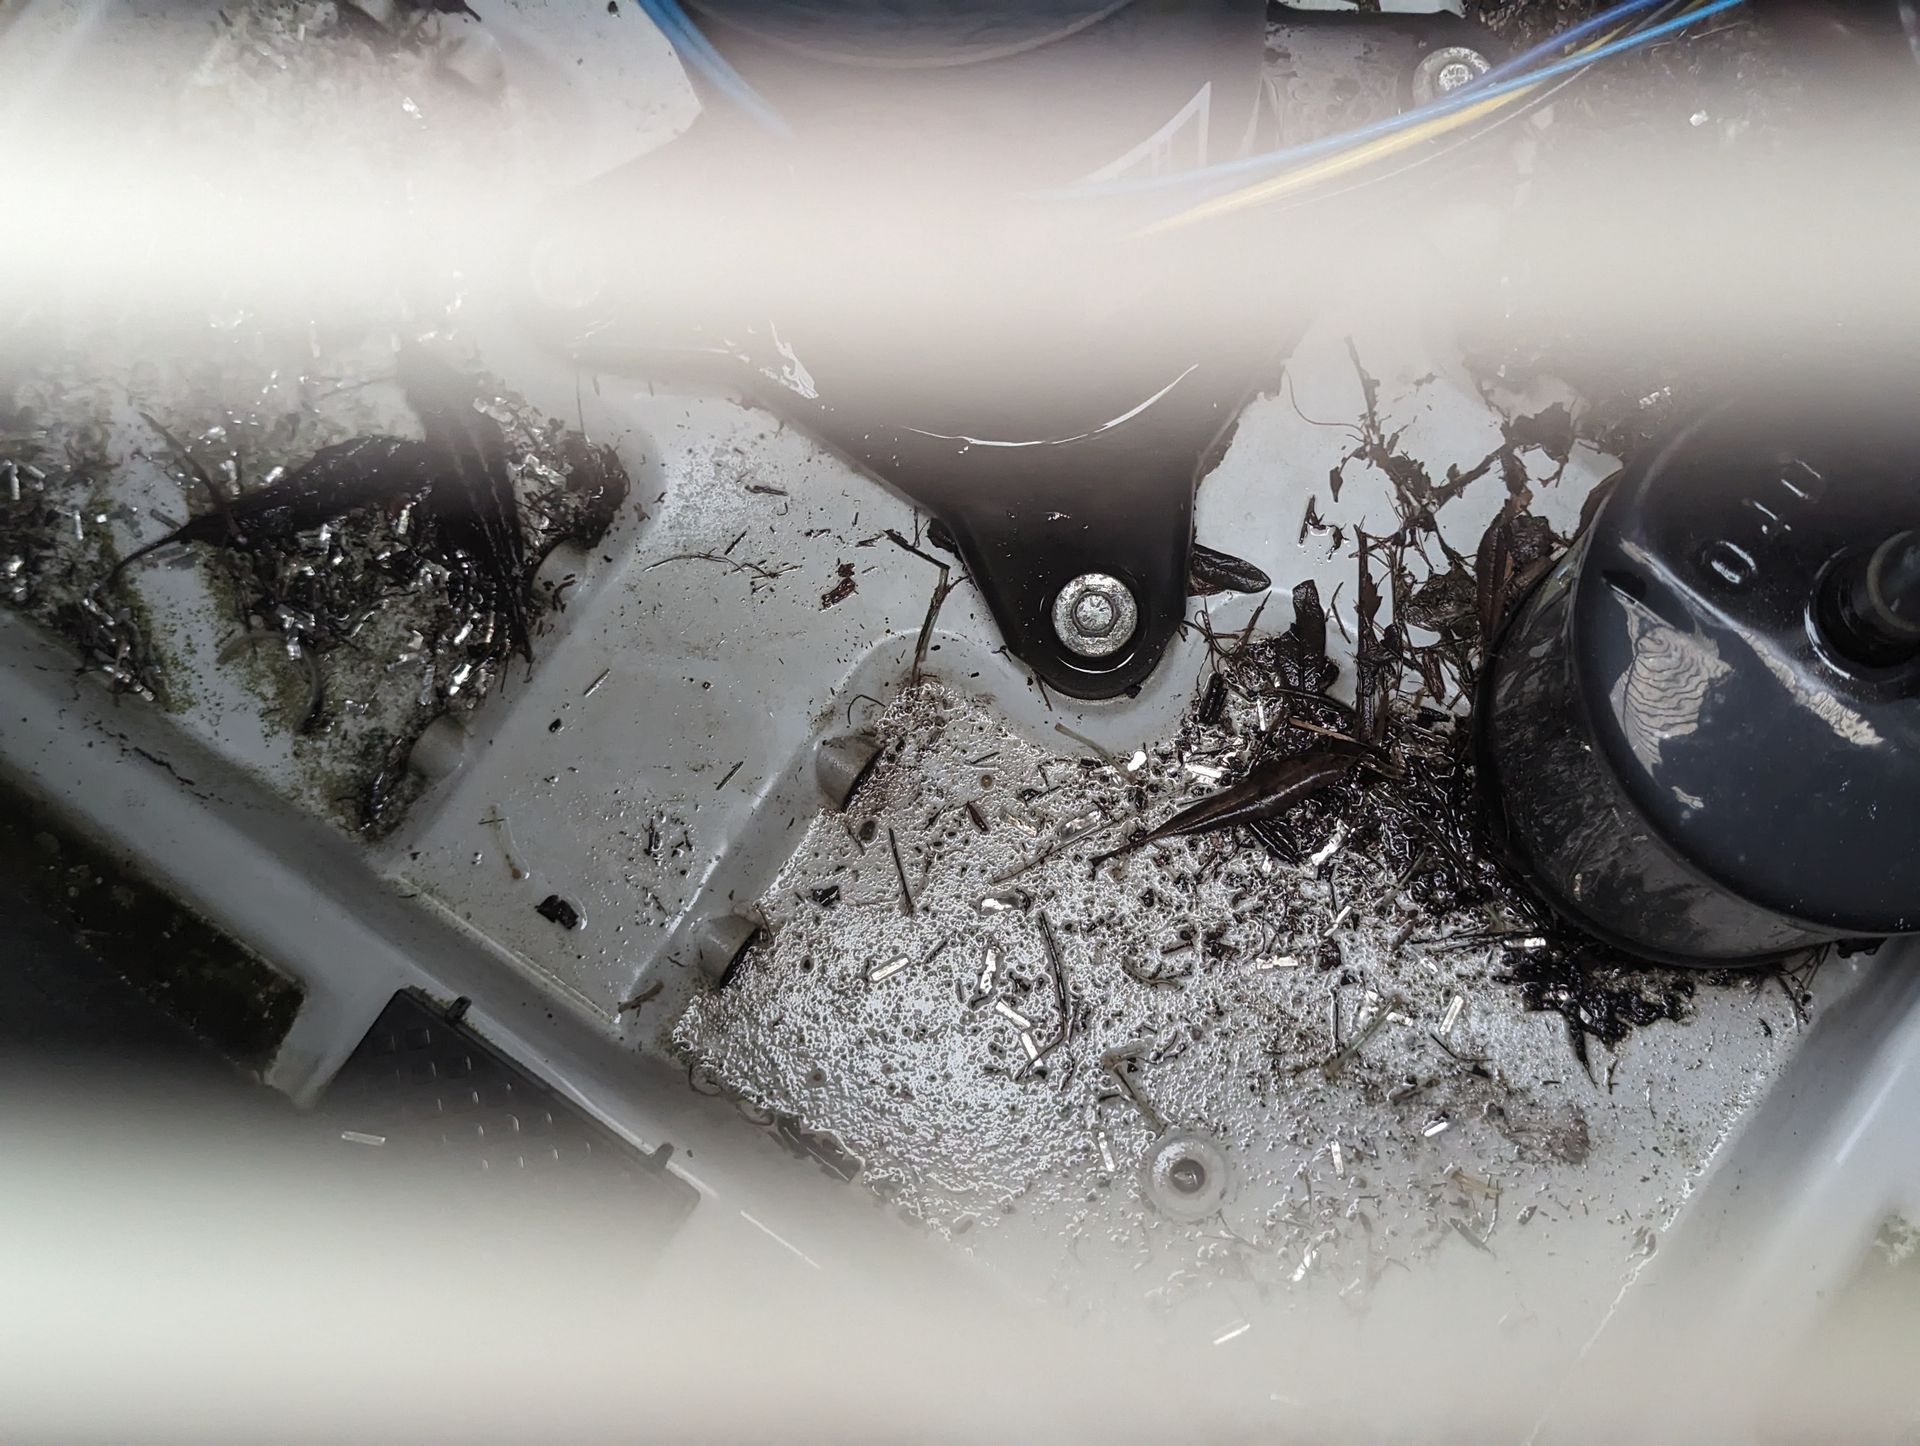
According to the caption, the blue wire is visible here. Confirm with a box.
[1476,0,1671,87]
[632,0,1733,179]
[635,0,792,136]
[1059,0,1746,201]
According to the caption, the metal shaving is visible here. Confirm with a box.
[676,679,1825,1321]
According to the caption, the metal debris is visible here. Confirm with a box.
[866,955,912,984]
[1450,1218,1495,1256]
[674,456,1823,1334]
[1058,809,1106,842]
[1248,954,1302,972]
[966,945,1001,1007]
[1305,823,1347,871]
[994,999,1033,1030]
[1321,989,1395,1079]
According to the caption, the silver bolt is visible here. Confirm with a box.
[1140,1129,1233,1222]
[1072,591,1118,637]
[1412,45,1492,107]
[1052,573,1138,659]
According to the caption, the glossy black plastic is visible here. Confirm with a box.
[1485,398,1920,964]
[537,0,1279,697]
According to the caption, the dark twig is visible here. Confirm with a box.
[885,527,960,685]
[887,825,916,917]
[646,551,792,582]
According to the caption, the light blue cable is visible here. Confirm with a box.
[1476,0,1672,86]
[635,0,793,136]
[1059,0,1747,201]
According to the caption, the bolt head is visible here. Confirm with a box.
[1412,45,1491,106]
[1140,1130,1232,1221]
[1071,591,1118,637]
[1167,1156,1208,1195]
[1052,573,1139,660]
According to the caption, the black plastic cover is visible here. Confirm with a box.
[1564,399,1920,937]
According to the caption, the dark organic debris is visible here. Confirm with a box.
[1189,542,1272,597]
[1016,911,1076,1081]
[1475,505,1563,649]
[1503,403,1575,466]
[1487,1102,1593,1166]
[1,343,637,833]
[535,893,584,930]
[617,981,664,1015]
[885,527,960,685]
[767,1111,864,1182]
[110,434,436,580]
[1133,343,1726,1066]
[1494,945,1695,1071]
[400,347,535,665]
[1098,746,1361,862]
[1353,533,1395,746]
[1198,671,1228,726]
[820,561,857,609]
[1300,494,1329,544]
[543,432,632,553]
[1264,580,1339,695]
[1401,564,1477,640]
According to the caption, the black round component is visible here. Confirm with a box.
[1484,398,1920,964]
[1819,531,1920,667]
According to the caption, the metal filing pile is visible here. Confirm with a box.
[675,573,1822,1324]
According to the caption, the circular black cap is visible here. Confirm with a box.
[1572,399,1920,936]
[1820,531,1920,667]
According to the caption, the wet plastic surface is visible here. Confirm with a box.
[4,4,1918,1438]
